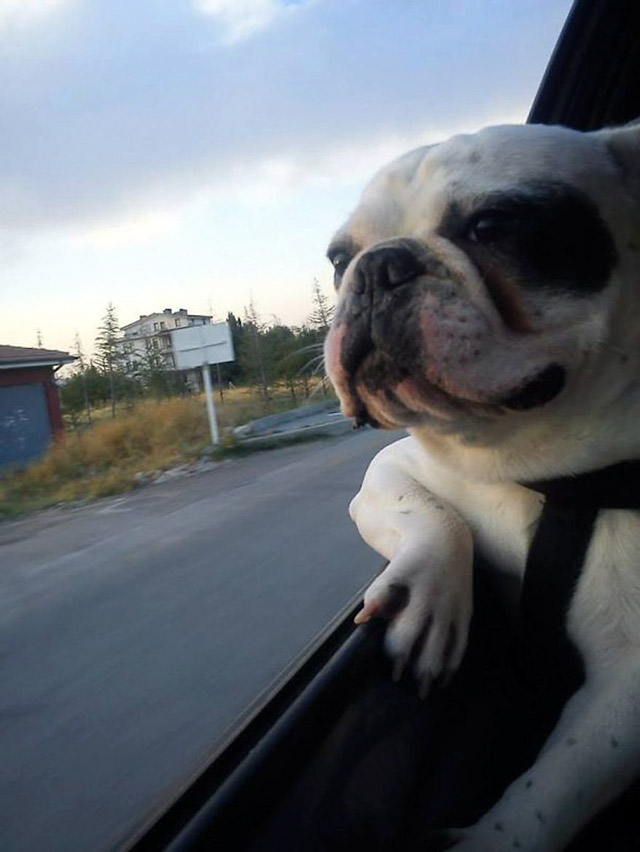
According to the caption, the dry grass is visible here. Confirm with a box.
[0,383,335,518]
[68,383,329,430]
[0,397,210,516]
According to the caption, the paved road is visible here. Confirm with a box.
[0,428,402,852]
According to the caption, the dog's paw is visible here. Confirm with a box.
[355,537,472,696]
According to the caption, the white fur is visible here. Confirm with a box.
[352,436,640,850]
[327,122,640,850]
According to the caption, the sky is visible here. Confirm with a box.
[0,0,573,357]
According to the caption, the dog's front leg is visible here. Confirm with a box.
[350,442,473,693]
[447,656,640,852]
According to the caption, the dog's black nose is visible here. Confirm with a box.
[355,244,425,293]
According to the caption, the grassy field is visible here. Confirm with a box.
[0,384,335,518]
[67,383,326,429]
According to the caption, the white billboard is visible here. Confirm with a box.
[171,322,234,370]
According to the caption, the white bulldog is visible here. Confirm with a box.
[324,122,640,851]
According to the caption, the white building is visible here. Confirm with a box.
[118,308,211,375]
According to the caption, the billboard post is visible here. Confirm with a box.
[171,322,235,446]
[201,363,219,445]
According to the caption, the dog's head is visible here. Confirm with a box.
[325,123,640,478]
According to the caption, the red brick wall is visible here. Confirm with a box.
[0,366,65,435]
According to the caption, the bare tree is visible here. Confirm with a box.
[242,298,269,403]
[72,332,92,423]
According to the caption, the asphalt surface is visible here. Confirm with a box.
[0,427,403,852]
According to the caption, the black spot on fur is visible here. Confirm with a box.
[494,822,504,832]
[440,181,617,296]
[611,736,620,748]
[525,779,533,789]
[566,736,578,746]
[536,810,545,824]
[513,840,521,849]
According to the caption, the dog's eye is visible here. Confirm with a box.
[329,251,353,286]
[469,211,518,244]
[331,251,351,274]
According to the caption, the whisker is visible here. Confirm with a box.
[293,343,325,355]
[297,354,325,375]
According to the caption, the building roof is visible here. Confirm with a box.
[0,345,76,370]
[121,310,211,331]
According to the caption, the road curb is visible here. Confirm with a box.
[235,417,355,449]
[233,401,339,439]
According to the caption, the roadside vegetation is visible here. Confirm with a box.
[64,282,333,426]
[0,281,333,517]
[0,282,337,519]
[0,383,334,518]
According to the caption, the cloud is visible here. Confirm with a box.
[66,208,182,249]
[0,0,72,32]
[192,0,309,44]
[0,0,572,236]
[50,107,525,247]
[225,109,527,210]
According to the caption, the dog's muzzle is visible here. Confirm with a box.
[328,238,567,426]
[341,240,447,377]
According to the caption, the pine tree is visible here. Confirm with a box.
[73,332,84,367]
[307,279,335,396]
[95,303,121,418]
[308,278,335,332]
[139,346,171,399]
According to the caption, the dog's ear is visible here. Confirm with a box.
[595,120,640,199]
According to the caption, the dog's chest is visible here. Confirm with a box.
[427,467,640,671]
[569,510,640,672]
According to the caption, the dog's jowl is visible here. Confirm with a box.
[325,122,640,852]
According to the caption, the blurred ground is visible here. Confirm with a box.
[0,426,403,852]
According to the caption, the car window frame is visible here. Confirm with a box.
[126,1,640,848]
